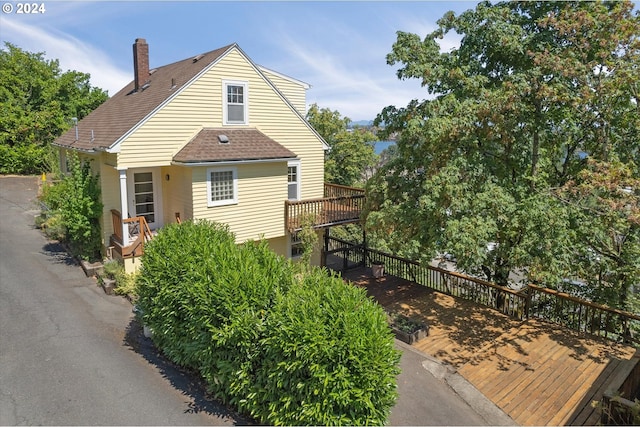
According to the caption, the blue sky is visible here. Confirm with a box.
[0,1,478,121]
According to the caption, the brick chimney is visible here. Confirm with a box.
[133,38,149,92]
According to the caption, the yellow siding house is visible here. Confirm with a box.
[53,38,340,271]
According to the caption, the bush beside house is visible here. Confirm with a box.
[136,220,400,426]
[38,154,102,261]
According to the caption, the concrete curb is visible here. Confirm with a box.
[396,340,516,426]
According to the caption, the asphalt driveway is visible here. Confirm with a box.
[0,176,247,425]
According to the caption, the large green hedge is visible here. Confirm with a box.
[136,220,400,425]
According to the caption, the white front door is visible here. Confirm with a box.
[127,168,162,230]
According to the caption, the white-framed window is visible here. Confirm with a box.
[207,167,238,207]
[287,160,300,201]
[289,231,304,258]
[223,80,248,125]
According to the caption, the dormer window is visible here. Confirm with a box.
[223,80,248,125]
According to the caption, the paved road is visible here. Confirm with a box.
[0,176,247,425]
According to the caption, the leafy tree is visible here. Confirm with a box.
[554,160,639,311]
[366,0,639,308]
[307,103,377,187]
[0,42,108,174]
[306,103,349,142]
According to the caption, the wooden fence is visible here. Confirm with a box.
[326,236,640,345]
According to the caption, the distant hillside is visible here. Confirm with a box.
[349,120,374,128]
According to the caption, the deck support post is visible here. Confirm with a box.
[343,248,349,273]
[321,228,329,267]
[362,228,367,268]
[524,287,531,320]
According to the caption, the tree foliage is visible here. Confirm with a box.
[307,103,377,187]
[0,42,108,174]
[555,159,639,311]
[366,1,639,309]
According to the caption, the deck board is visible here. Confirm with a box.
[342,266,636,426]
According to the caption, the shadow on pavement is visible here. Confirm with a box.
[123,317,255,425]
[42,241,79,267]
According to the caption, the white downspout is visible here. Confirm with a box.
[118,169,129,246]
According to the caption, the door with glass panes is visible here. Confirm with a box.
[127,169,162,230]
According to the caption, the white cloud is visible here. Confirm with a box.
[1,19,130,96]
[274,30,423,120]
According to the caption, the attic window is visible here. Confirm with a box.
[223,80,248,125]
[218,134,229,144]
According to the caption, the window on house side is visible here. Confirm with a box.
[287,161,300,200]
[223,81,248,124]
[207,168,237,207]
[290,231,304,258]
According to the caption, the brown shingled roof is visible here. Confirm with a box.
[52,44,234,152]
[173,128,297,163]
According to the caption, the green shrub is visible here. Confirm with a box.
[40,177,68,210]
[136,220,294,395]
[41,211,66,241]
[102,258,122,279]
[250,268,400,425]
[136,220,400,425]
[113,269,139,299]
[37,153,102,260]
[60,156,102,260]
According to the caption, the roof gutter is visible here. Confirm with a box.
[50,141,98,154]
[172,156,298,167]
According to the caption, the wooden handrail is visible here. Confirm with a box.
[283,183,366,230]
[123,216,153,253]
[126,216,153,241]
[111,209,123,243]
[285,194,365,230]
[528,283,640,321]
[324,182,365,198]
[326,236,640,344]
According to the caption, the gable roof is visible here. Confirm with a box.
[52,41,330,154]
[173,128,297,164]
[52,44,234,152]
[258,65,311,89]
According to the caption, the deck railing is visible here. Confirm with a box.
[323,183,365,198]
[285,184,365,231]
[326,236,640,345]
[111,209,123,243]
[123,215,153,242]
[525,285,640,345]
[110,209,154,255]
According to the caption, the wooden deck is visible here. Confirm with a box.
[285,197,364,231]
[342,267,638,426]
[285,183,365,231]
